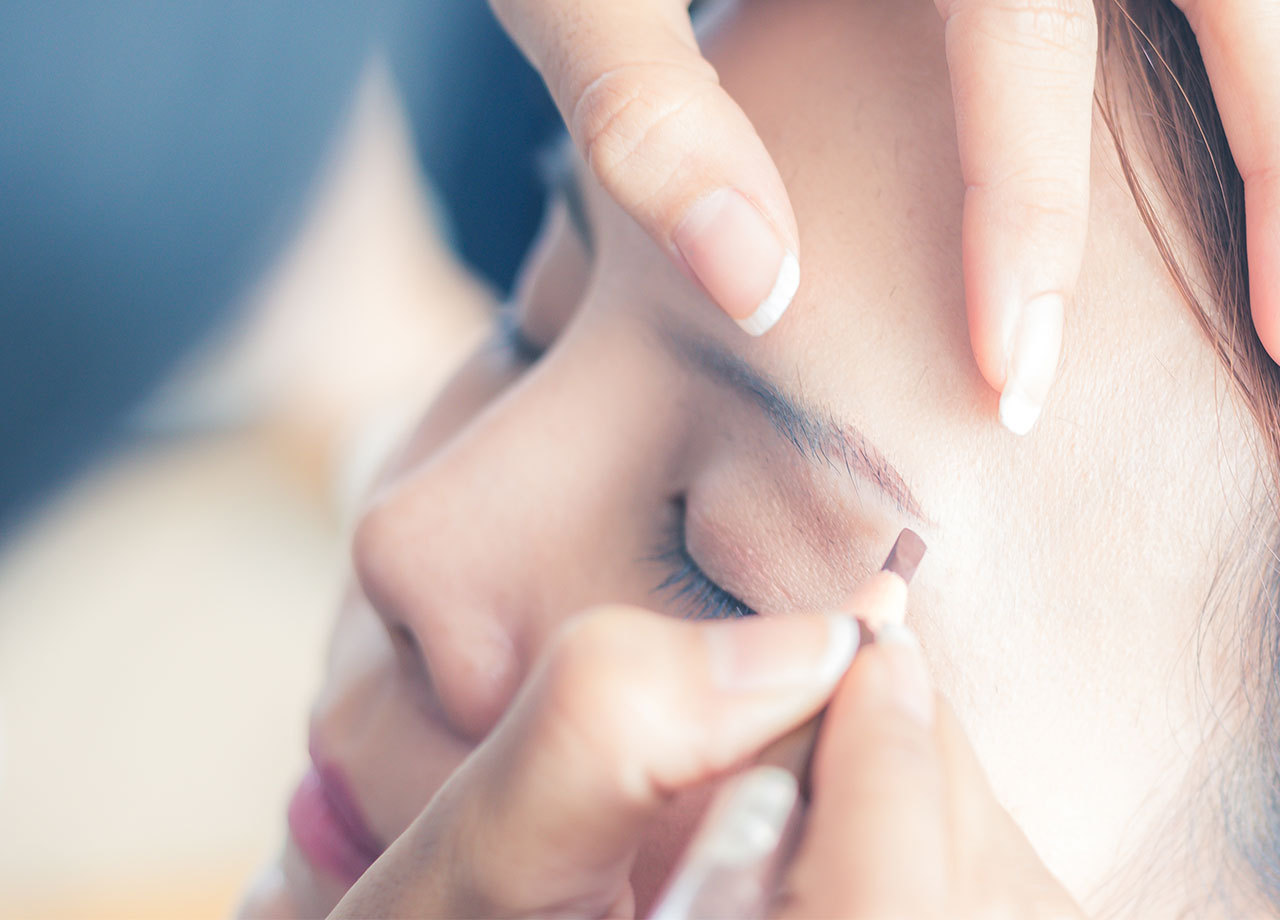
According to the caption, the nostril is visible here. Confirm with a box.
[389,621,417,655]
[389,621,421,671]
[388,621,440,713]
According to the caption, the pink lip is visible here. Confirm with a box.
[287,741,385,885]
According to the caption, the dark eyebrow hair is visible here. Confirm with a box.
[661,326,927,522]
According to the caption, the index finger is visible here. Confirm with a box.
[490,0,802,334]
[937,0,1098,434]
[331,606,857,919]
[1173,0,1280,363]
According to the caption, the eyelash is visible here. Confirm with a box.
[499,311,753,620]
[652,498,757,621]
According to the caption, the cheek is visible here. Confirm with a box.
[316,589,395,713]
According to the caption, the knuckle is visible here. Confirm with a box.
[540,607,716,797]
[542,607,648,734]
[545,607,632,693]
[1012,196,1089,251]
[569,61,718,196]
[570,67,646,168]
[539,607,671,798]
[969,164,1089,238]
[982,151,1088,192]
[957,0,1097,58]
[1004,177,1086,219]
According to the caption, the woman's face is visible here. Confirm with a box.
[268,1,1255,915]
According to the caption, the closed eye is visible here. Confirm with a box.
[650,498,757,620]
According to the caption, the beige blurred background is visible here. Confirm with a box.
[0,64,493,919]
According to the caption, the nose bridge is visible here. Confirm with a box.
[352,341,657,739]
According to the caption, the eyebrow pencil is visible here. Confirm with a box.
[648,529,926,920]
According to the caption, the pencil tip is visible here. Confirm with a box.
[881,528,926,584]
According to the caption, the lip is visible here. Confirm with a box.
[287,741,385,885]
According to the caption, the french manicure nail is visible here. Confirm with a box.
[874,623,934,726]
[999,292,1064,435]
[706,613,858,693]
[673,188,799,336]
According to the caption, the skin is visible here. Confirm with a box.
[241,1,1258,916]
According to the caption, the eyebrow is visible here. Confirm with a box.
[660,326,927,522]
[537,146,925,522]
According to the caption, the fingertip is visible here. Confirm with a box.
[997,291,1064,435]
[997,387,1042,436]
[966,305,1013,397]
[844,570,908,634]
[736,249,800,336]
[703,609,856,694]
[817,613,861,685]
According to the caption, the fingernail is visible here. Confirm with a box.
[707,613,858,693]
[998,292,1064,435]
[673,188,799,336]
[873,623,934,726]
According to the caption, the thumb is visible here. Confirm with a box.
[778,627,948,920]
[491,0,801,335]
[333,606,857,918]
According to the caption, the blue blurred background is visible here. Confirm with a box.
[0,5,565,916]
[1,1,560,535]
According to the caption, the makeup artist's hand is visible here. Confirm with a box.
[489,0,1280,435]
[326,605,860,919]
[936,0,1280,434]
[489,0,802,337]
[775,628,1085,920]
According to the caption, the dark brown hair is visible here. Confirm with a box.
[1098,2,1280,915]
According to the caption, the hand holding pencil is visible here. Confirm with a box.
[329,531,1082,919]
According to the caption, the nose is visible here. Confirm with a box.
[352,473,520,740]
[351,345,661,741]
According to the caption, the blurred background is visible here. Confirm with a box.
[0,5,560,916]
